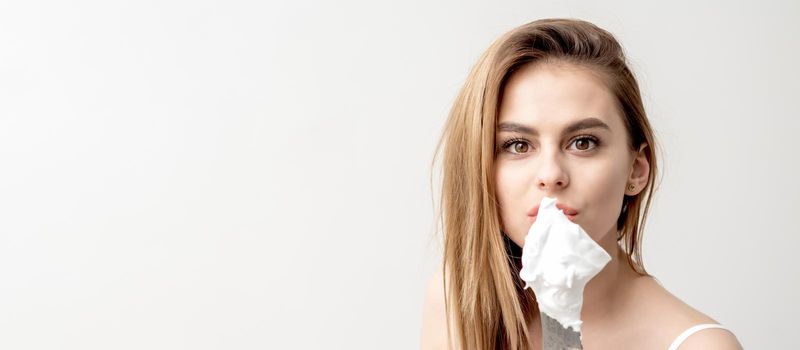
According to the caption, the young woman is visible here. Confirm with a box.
[420,18,743,350]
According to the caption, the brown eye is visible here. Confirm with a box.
[512,141,529,154]
[499,138,533,155]
[569,136,599,152]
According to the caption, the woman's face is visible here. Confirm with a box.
[494,63,648,251]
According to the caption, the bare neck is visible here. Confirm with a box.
[580,230,642,324]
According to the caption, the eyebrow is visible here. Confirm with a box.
[497,117,612,136]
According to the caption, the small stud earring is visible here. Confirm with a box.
[628,183,635,191]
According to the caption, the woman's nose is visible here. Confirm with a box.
[535,152,569,192]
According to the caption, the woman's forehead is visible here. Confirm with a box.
[498,64,622,134]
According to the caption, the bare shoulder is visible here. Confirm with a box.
[622,275,743,349]
[420,265,456,350]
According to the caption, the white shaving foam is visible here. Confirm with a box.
[519,196,612,333]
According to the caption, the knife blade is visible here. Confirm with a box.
[540,311,583,350]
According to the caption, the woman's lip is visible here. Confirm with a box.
[527,202,579,216]
[528,213,577,223]
[556,203,579,215]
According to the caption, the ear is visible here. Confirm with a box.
[626,143,649,196]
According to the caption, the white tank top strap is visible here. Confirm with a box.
[667,323,730,350]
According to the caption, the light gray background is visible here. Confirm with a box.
[0,0,797,349]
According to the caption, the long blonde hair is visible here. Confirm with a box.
[429,18,661,349]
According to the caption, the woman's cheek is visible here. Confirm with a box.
[578,165,621,241]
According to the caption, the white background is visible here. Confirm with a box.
[1,0,797,349]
